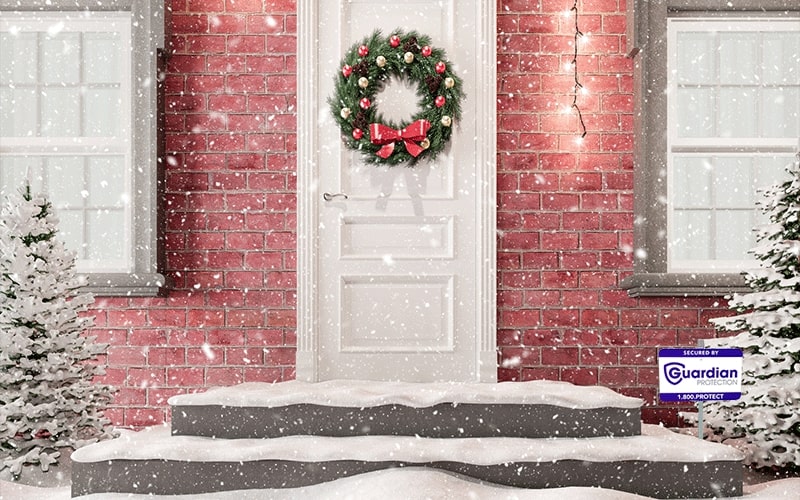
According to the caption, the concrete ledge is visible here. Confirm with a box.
[171,403,641,439]
[72,456,741,499]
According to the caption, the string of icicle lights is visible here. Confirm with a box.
[569,0,587,139]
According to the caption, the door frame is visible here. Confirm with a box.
[296,0,497,382]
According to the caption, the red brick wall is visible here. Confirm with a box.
[89,0,728,427]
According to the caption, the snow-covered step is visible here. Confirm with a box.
[70,424,744,499]
[168,380,643,439]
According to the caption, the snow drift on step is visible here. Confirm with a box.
[167,379,643,409]
[70,424,741,464]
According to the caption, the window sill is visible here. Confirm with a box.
[620,273,748,297]
[84,273,169,297]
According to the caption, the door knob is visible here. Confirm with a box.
[323,192,349,201]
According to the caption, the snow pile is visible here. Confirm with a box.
[168,379,642,409]
[707,157,800,469]
[70,424,741,465]
[2,469,800,500]
[0,185,114,478]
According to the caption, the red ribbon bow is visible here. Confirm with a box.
[369,120,431,159]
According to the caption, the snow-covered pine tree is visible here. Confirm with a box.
[0,184,114,477]
[705,153,800,470]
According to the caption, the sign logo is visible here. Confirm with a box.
[658,348,742,402]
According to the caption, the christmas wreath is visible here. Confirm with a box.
[329,30,465,165]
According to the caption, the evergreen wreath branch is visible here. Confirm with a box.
[328,29,465,166]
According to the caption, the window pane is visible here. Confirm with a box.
[41,87,81,136]
[755,156,793,187]
[714,157,753,208]
[718,88,757,137]
[85,88,122,136]
[673,157,712,207]
[762,32,800,85]
[58,209,85,259]
[719,33,758,85]
[87,210,125,261]
[673,23,800,142]
[0,88,37,137]
[45,156,86,208]
[672,210,711,261]
[676,88,714,138]
[41,32,80,84]
[88,156,126,206]
[677,32,716,84]
[0,154,130,267]
[0,156,43,195]
[83,32,123,83]
[716,210,755,260]
[762,88,799,138]
[0,32,38,84]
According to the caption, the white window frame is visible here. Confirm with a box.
[622,0,799,297]
[0,0,167,296]
[1,12,134,273]
[666,18,800,273]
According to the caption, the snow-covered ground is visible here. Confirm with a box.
[2,467,800,500]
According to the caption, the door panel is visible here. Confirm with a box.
[297,0,496,382]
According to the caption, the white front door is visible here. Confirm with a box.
[297,0,496,382]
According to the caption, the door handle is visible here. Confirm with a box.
[323,192,349,201]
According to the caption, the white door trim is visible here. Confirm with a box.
[296,0,497,382]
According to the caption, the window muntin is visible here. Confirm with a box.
[0,12,133,274]
[667,19,799,273]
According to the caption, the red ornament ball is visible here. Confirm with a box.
[359,97,371,109]
[352,128,363,140]
[434,96,446,108]
[389,35,401,48]
[342,65,353,78]
[435,61,446,74]
[421,45,432,57]
[358,45,369,57]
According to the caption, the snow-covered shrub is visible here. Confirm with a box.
[0,184,115,477]
[706,155,800,470]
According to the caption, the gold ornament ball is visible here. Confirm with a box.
[340,107,351,119]
[440,115,452,127]
[420,138,431,149]
[403,51,415,64]
[444,77,455,89]
[376,55,387,67]
[358,77,369,89]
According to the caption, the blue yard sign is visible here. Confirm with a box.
[658,348,743,402]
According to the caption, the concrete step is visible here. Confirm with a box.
[169,380,643,439]
[70,424,744,499]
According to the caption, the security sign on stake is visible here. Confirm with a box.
[658,348,743,402]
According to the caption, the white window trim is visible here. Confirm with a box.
[1,12,134,273]
[667,18,799,274]
[0,0,168,296]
